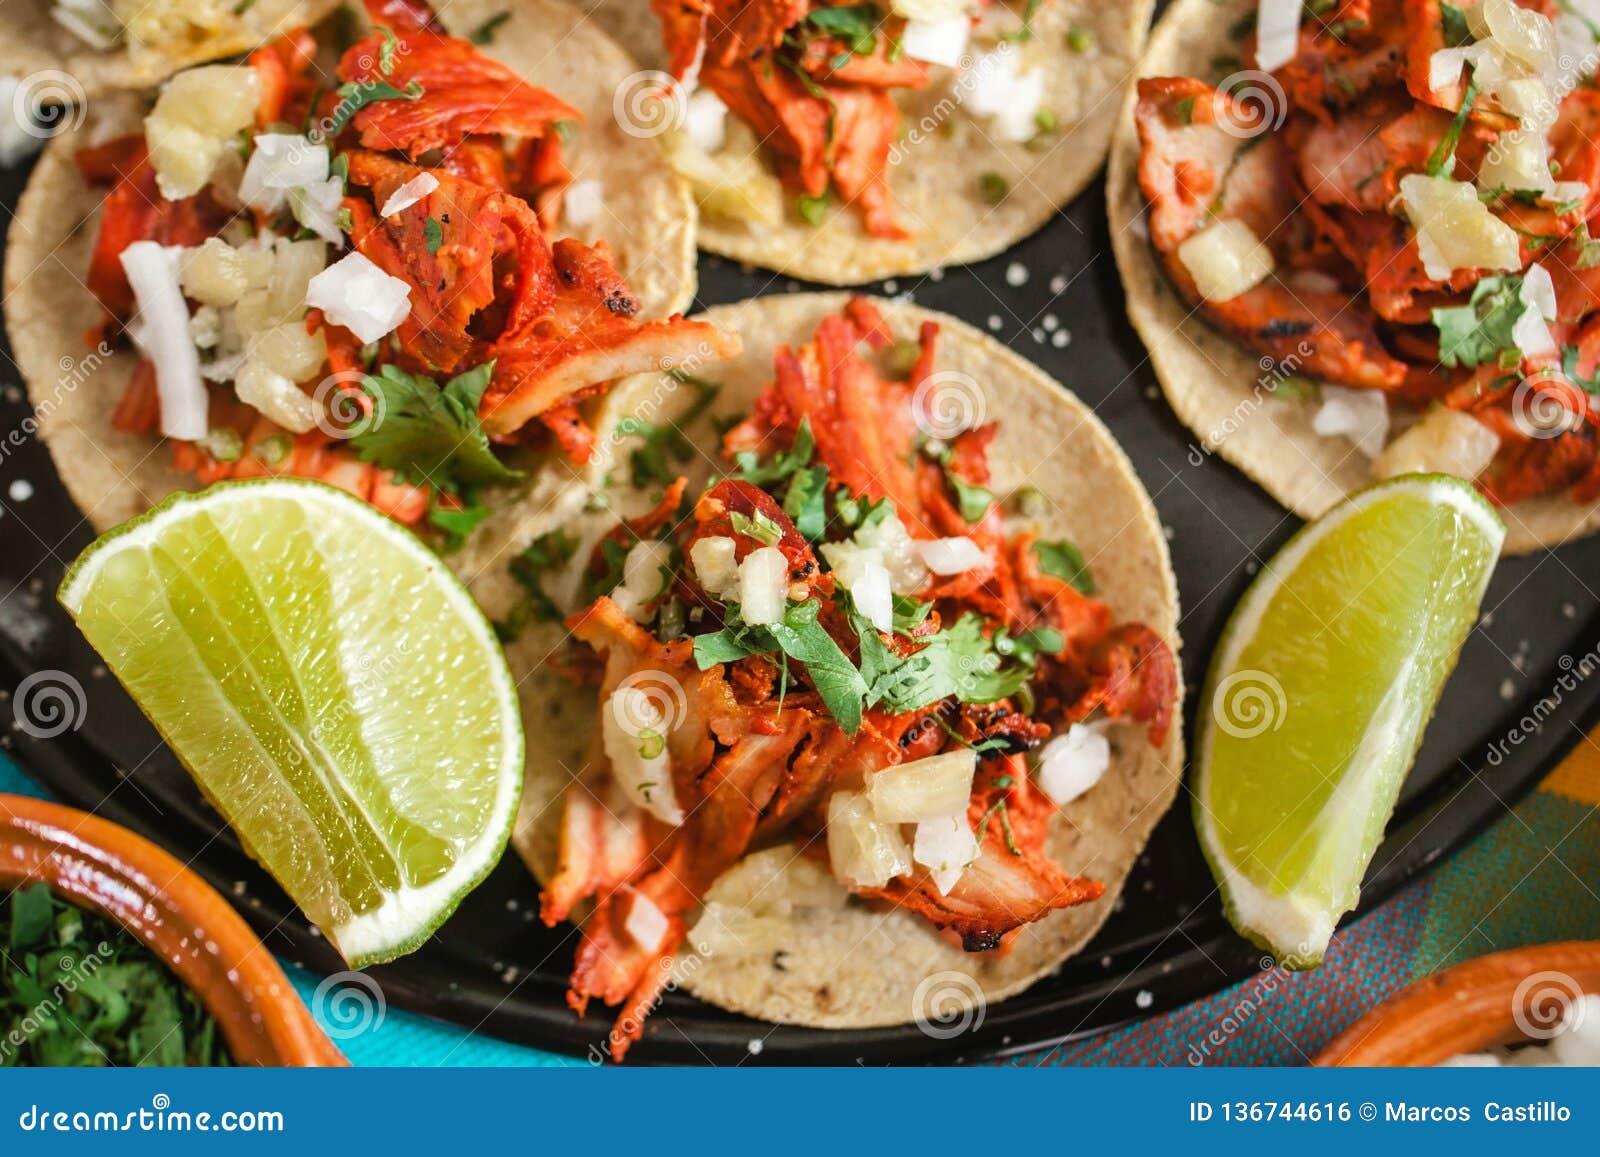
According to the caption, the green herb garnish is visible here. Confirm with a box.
[1032,538,1096,595]
[351,362,521,493]
[2,884,231,1067]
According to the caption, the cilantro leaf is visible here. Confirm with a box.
[323,78,424,141]
[854,612,1032,714]
[423,216,443,254]
[692,600,868,733]
[730,508,784,546]
[764,600,868,734]
[1432,274,1528,369]
[735,417,817,484]
[937,449,995,522]
[782,464,830,541]
[469,10,511,43]
[1424,72,1479,177]
[1032,539,1097,595]
[1561,345,1600,393]
[1440,3,1474,47]
[351,362,521,493]
[427,498,490,553]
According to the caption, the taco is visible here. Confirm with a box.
[1108,0,1600,554]
[4,0,717,565]
[493,292,1183,1059]
[586,0,1154,283]
[0,0,342,97]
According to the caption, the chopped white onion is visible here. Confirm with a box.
[119,241,207,441]
[304,252,411,343]
[379,172,439,218]
[1313,384,1390,459]
[1512,262,1558,358]
[1036,721,1111,807]
[610,540,673,621]
[563,179,605,228]
[826,790,912,890]
[1255,0,1303,73]
[913,812,980,895]
[916,536,988,575]
[738,546,788,626]
[683,89,729,154]
[1547,180,1589,206]
[850,558,894,633]
[867,749,977,822]
[290,178,346,246]
[623,891,671,953]
[1177,218,1275,302]
[239,134,330,212]
[901,17,970,68]
[601,685,684,825]
[690,535,740,599]
[966,49,1045,143]
[1375,408,1500,481]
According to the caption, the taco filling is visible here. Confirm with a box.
[74,0,736,535]
[521,297,1177,1060]
[1133,0,1600,510]
[654,0,1058,236]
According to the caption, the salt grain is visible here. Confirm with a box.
[1005,262,1028,287]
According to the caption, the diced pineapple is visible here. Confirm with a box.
[234,359,318,434]
[866,750,976,823]
[1480,0,1555,73]
[1476,127,1552,195]
[667,126,783,227]
[115,0,236,46]
[269,239,328,319]
[1399,174,1521,281]
[143,66,260,200]
[1177,218,1276,302]
[181,237,250,307]
[1375,408,1501,481]
[247,323,327,383]
[826,790,912,890]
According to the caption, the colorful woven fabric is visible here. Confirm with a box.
[3,733,1596,1067]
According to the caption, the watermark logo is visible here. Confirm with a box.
[311,370,384,440]
[1211,669,1287,740]
[1512,970,1585,1040]
[12,70,88,140]
[911,369,985,440]
[12,670,88,739]
[310,971,387,1039]
[613,70,685,139]
[1511,369,1585,440]
[610,670,688,740]
[1216,71,1289,140]
[911,970,986,1040]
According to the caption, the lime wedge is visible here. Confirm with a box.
[58,479,523,966]
[1195,474,1504,966]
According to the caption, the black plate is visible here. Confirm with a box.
[3,134,1598,1066]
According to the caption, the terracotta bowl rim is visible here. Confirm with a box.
[0,791,345,1067]
[1315,940,1600,1066]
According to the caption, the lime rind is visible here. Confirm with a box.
[58,478,525,968]
[1194,474,1504,967]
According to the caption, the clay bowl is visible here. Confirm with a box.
[1,792,345,1066]
[1315,941,1600,1065]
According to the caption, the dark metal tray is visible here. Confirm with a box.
[3,143,1597,1066]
